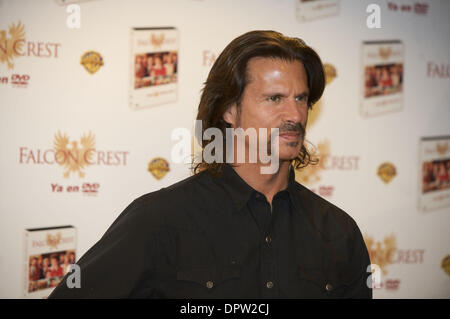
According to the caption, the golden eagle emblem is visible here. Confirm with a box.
[46,233,61,249]
[379,47,392,60]
[295,139,330,185]
[53,131,95,178]
[364,234,397,276]
[0,21,25,69]
[441,255,450,276]
[436,142,448,155]
[323,63,337,85]
[151,33,165,48]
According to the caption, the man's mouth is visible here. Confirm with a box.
[279,132,301,141]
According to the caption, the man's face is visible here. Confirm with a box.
[224,57,310,163]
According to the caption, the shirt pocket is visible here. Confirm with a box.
[175,265,241,298]
[296,266,349,298]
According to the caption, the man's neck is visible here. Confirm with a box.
[231,161,291,206]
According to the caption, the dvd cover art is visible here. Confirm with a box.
[419,136,450,212]
[361,40,404,117]
[296,0,340,22]
[24,226,76,298]
[130,27,178,109]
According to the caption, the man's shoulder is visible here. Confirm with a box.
[134,170,216,206]
[290,181,359,239]
[121,170,219,227]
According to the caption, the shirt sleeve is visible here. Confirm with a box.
[48,199,157,298]
[342,219,373,299]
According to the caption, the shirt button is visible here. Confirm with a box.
[265,235,272,244]
[206,281,214,289]
[325,283,333,292]
[266,281,274,289]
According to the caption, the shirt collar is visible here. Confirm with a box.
[214,163,298,213]
[286,165,302,213]
[286,165,299,204]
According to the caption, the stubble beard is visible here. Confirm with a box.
[267,121,306,158]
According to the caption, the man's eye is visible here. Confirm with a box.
[268,95,282,102]
[295,95,308,102]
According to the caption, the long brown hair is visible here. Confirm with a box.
[194,30,325,176]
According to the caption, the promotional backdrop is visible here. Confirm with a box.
[1,0,449,298]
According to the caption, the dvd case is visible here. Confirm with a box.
[361,40,404,117]
[296,0,340,22]
[24,225,76,298]
[130,27,178,109]
[419,136,450,212]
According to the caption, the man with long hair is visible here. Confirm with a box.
[49,30,372,299]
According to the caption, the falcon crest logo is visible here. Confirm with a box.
[0,21,25,69]
[53,131,95,178]
[441,255,450,276]
[436,142,448,155]
[323,63,337,85]
[46,233,61,249]
[364,234,397,276]
[151,33,165,48]
[379,47,392,60]
[295,139,329,185]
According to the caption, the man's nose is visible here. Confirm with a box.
[282,98,305,124]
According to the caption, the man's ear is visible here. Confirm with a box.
[223,103,237,127]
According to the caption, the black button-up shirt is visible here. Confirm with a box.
[49,164,372,299]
